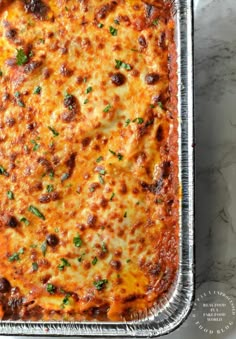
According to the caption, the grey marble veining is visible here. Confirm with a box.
[1,0,236,338]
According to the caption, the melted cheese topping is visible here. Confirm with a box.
[0,0,179,321]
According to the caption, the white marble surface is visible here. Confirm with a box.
[1,0,236,338]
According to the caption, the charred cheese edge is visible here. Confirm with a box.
[0,0,179,321]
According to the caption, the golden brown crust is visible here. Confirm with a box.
[0,0,178,321]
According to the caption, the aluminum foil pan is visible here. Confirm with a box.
[0,0,194,336]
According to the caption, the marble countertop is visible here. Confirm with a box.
[1,0,236,338]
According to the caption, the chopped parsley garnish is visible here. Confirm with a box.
[109,149,123,161]
[61,173,69,181]
[98,23,104,28]
[92,257,98,265]
[58,258,71,271]
[96,156,103,163]
[48,126,59,137]
[124,211,127,218]
[9,248,24,262]
[46,184,54,193]
[16,48,28,66]
[7,190,14,200]
[150,104,155,108]
[32,262,38,271]
[0,166,8,176]
[103,104,112,113]
[109,26,117,36]
[89,186,95,192]
[49,171,54,179]
[39,38,45,44]
[64,91,72,99]
[73,235,82,247]
[14,91,20,98]
[41,241,47,256]
[33,86,42,94]
[133,117,144,124]
[114,19,120,25]
[99,169,106,175]
[0,70,3,76]
[9,253,20,262]
[20,217,30,225]
[158,101,163,109]
[125,119,131,126]
[78,252,86,262]
[93,279,108,290]
[98,174,104,184]
[47,283,56,294]
[61,294,70,308]
[101,242,107,253]
[115,59,131,70]
[30,140,40,151]
[153,18,159,26]
[17,100,25,107]
[110,192,115,201]
[84,98,89,104]
[28,205,45,220]
[86,86,92,94]
[126,259,131,263]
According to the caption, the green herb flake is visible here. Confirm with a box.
[99,169,106,175]
[20,217,30,225]
[41,241,47,256]
[73,235,82,248]
[48,126,59,137]
[64,92,72,100]
[98,174,104,184]
[125,119,131,126]
[158,101,163,109]
[58,258,71,271]
[28,205,45,220]
[83,98,89,104]
[61,173,69,181]
[0,70,3,77]
[114,19,120,25]
[98,23,104,28]
[96,156,103,163]
[61,294,70,308]
[16,48,28,66]
[9,248,24,262]
[109,26,118,36]
[110,192,115,201]
[17,100,25,107]
[9,252,20,262]
[33,86,42,94]
[89,186,95,192]
[14,91,20,98]
[93,279,108,290]
[86,86,93,94]
[92,257,98,265]
[32,262,38,271]
[115,59,131,70]
[101,242,107,253]
[47,283,56,294]
[124,211,127,218]
[46,184,54,193]
[133,117,144,124]
[0,165,8,176]
[117,153,123,161]
[153,18,159,26]
[150,104,155,108]
[49,171,54,179]
[103,104,112,113]
[126,259,131,263]
[78,253,86,262]
[7,190,14,200]
[30,140,40,151]
[109,149,116,156]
